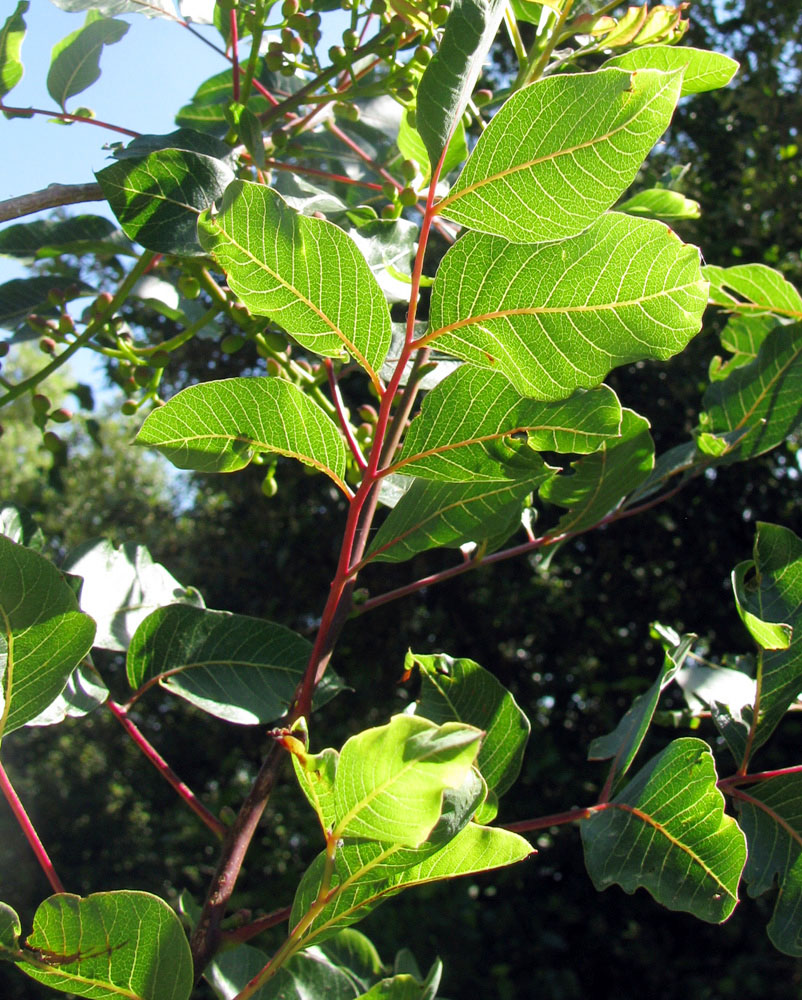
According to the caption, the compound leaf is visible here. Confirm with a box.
[436,68,683,243]
[581,738,746,922]
[426,213,706,400]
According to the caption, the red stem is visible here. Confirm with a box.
[719,763,802,790]
[325,359,367,470]
[0,103,140,138]
[0,760,66,894]
[502,805,596,834]
[107,699,227,839]
[230,9,241,103]
[221,906,292,945]
[265,158,383,192]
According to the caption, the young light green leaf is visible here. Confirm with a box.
[588,633,695,782]
[292,745,340,835]
[703,263,802,319]
[602,45,739,96]
[127,605,342,724]
[290,823,532,948]
[136,377,349,492]
[735,773,802,956]
[699,322,802,463]
[436,68,683,243]
[17,891,192,1000]
[356,958,442,1000]
[331,715,482,845]
[540,409,655,536]
[0,2,28,102]
[426,213,706,401]
[389,368,622,482]
[581,738,746,922]
[727,523,802,759]
[0,535,96,741]
[416,0,507,170]
[366,476,545,565]
[198,182,392,383]
[408,651,530,800]
[616,187,700,221]
[96,148,235,256]
[46,10,128,109]
[62,537,203,652]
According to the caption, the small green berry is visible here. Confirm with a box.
[342,28,360,49]
[32,393,51,414]
[42,431,63,453]
[134,366,153,387]
[281,0,299,16]
[431,4,449,25]
[328,44,347,65]
[221,333,246,354]
[120,399,139,416]
[399,186,418,207]
[39,337,57,355]
[50,407,72,424]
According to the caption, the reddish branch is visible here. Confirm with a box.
[0,761,66,894]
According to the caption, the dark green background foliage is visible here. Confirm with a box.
[2,0,802,997]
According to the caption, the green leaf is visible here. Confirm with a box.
[602,45,739,96]
[136,377,349,491]
[588,634,694,782]
[0,275,90,329]
[617,187,700,221]
[398,109,468,184]
[198,182,392,383]
[49,0,177,15]
[112,128,234,163]
[291,822,532,948]
[127,605,342,724]
[17,891,192,1000]
[330,715,482,845]
[0,214,132,260]
[703,263,802,320]
[0,535,96,741]
[708,313,780,382]
[0,2,28,101]
[25,660,108,727]
[292,745,340,836]
[366,476,545,564]
[62,538,203,652]
[356,958,441,1000]
[96,148,235,256]
[46,10,128,109]
[0,900,21,951]
[727,523,802,758]
[176,65,273,136]
[539,409,655,535]
[436,68,683,243]
[581,738,746,922]
[344,216,418,306]
[0,502,44,550]
[426,214,706,400]
[699,322,802,462]
[408,652,530,800]
[735,773,802,956]
[732,561,793,650]
[416,0,507,170]
[389,368,622,482]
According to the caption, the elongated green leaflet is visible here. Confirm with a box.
[390,369,622,482]
[17,891,192,1000]
[416,0,507,170]
[602,45,739,96]
[703,263,802,318]
[436,68,683,243]
[0,534,96,741]
[0,1,28,102]
[136,377,349,492]
[427,214,706,401]
[581,738,746,922]
[198,181,392,383]
[46,10,129,109]
[617,188,700,221]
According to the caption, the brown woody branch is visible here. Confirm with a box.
[0,183,104,224]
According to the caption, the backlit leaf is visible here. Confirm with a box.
[389,368,622,482]
[198,182,391,383]
[331,715,482,845]
[416,0,507,170]
[136,377,349,493]
[366,476,545,564]
[426,213,706,400]
[617,187,700,221]
[602,45,739,96]
[581,738,746,922]
[17,891,192,1000]
[46,10,128,109]
[409,651,530,799]
[735,773,802,956]
[436,68,683,243]
[708,313,780,382]
[48,0,177,17]
[539,409,654,535]
[96,148,235,256]
[699,323,802,462]
[703,263,802,320]
[0,535,96,741]
[290,823,532,948]
[0,2,28,101]
[25,661,108,727]
[127,605,342,724]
